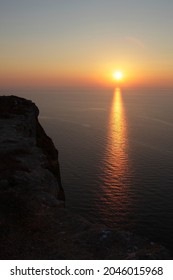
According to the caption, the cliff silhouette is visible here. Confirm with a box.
[0,95,170,259]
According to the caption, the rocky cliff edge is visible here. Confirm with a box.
[0,95,170,259]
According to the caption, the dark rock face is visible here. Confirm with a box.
[0,95,170,259]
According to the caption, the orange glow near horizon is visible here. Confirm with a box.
[1,63,173,89]
[1,48,173,89]
[1,1,173,90]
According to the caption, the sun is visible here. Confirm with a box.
[113,71,123,81]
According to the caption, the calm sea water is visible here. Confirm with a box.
[2,87,173,251]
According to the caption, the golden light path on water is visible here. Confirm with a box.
[99,88,131,226]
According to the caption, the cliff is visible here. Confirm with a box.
[0,95,170,259]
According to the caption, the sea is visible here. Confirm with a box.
[1,87,173,253]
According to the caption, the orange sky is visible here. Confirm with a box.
[1,1,173,89]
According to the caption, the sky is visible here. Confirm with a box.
[1,0,173,89]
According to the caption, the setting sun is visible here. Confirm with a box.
[113,71,123,81]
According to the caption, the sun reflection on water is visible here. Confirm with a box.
[99,88,131,226]
[107,87,128,176]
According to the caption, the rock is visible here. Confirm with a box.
[0,96,65,223]
[0,95,170,259]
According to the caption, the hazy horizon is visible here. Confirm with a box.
[1,0,173,89]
